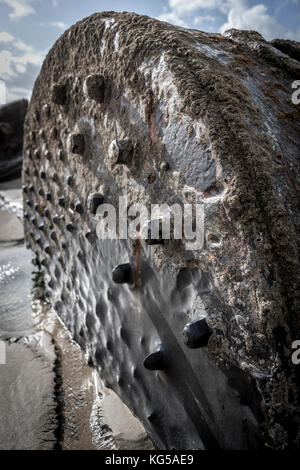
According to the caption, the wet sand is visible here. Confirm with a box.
[0,179,153,450]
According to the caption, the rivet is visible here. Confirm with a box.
[66,223,74,232]
[51,83,67,105]
[84,74,106,102]
[66,175,73,186]
[53,215,59,225]
[22,185,28,193]
[75,202,84,214]
[143,350,165,371]
[70,133,85,155]
[36,236,42,246]
[38,188,44,197]
[40,170,46,179]
[29,184,34,192]
[24,212,29,219]
[112,263,133,284]
[34,203,39,212]
[58,197,65,207]
[160,161,169,171]
[41,258,48,267]
[45,150,52,161]
[87,192,104,214]
[85,231,96,243]
[44,208,51,218]
[58,149,64,161]
[46,192,51,201]
[33,149,40,160]
[109,139,133,166]
[147,173,156,184]
[42,104,50,118]
[33,169,38,177]
[45,245,52,255]
[182,319,212,349]
[50,230,57,242]
[38,223,44,232]
[25,167,30,176]
[50,127,58,139]
[26,199,32,207]
[34,110,40,122]
[38,129,45,139]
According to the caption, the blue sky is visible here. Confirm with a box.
[0,0,299,102]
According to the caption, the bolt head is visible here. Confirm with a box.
[112,263,133,284]
[143,350,165,371]
[51,83,67,105]
[183,319,212,349]
[87,192,104,214]
[70,133,85,155]
[84,74,105,102]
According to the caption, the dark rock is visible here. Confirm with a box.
[0,99,28,181]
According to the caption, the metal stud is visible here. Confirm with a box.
[182,318,212,349]
[112,263,133,284]
[45,245,52,255]
[70,133,85,155]
[84,74,106,102]
[45,150,52,161]
[109,139,133,166]
[87,192,104,214]
[58,149,64,161]
[75,202,84,214]
[51,83,67,105]
[58,197,65,207]
[46,192,51,201]
[33,149,40,160]
[160,161,169,171]
[66,223,74,232]
[143,350,165,371]
[44,208,51,218]
[40,170,46,179]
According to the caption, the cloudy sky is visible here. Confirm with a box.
[0,0,299,103]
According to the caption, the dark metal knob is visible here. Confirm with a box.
[183,319,212,349]
[143,350,165,371]
[112,263,133,284]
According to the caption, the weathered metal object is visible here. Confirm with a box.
[23,12,300,450]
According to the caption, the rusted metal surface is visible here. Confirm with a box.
[23,12,300,449]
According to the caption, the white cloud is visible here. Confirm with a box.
[220,3,286,40]
[50,21,67,30]
[169,0,227,14]
[15,63,25,73]
[0,35,44,101]
[0,31,14,42]
[52,0,58,6]
[39,21,67,30]
[158,11,188,27]
[0,50,14,77]
[161,0,300,41]
[1,0,36,22]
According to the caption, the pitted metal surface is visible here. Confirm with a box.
[23,12,300,449]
